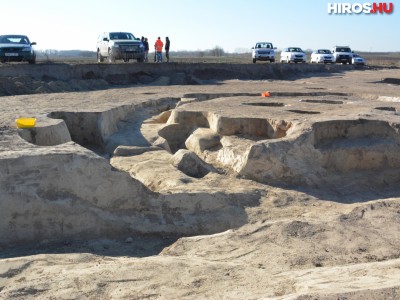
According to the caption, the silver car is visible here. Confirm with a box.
[310,49,334,64]
[352,53,366,65]
[280,47,306,63]
[96,32,145,63]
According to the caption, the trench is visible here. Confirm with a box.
[46,98,179,155]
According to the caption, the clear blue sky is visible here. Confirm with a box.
[1,0,399,52]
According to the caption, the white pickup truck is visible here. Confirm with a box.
[331,46,353,64]
[252,42,276,63]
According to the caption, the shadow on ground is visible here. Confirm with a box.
[0,235,179,259]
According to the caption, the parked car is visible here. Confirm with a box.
[0,35,36,64]
[280,47,306,63]
[331,46,353,64]
[96,32,145,63]
[310,49,334,64]
[352,53,366,65]
[252,42,276,63]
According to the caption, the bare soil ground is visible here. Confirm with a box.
[1,64,400,299]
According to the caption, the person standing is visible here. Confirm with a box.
[165,37,170,63]
[154,37,164,63]
[143,38,149,62]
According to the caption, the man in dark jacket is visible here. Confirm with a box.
[143,38,149,62]
[165,37,170,63]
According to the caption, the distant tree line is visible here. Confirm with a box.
[38,46,233,59]
[38,49,96,58]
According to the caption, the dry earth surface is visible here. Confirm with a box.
[1,63,400,299]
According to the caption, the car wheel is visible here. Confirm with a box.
[97,50,104,63]
[108,49,115,63]
[253,58,256,63]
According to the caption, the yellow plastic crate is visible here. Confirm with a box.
[16,118,36,129]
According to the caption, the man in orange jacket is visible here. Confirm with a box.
[154,37,164,63]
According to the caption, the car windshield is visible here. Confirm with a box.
[109,32,136,40]
[288,48,302,52]
[318,49,331,54]
[0,35,29,44]
[337,48,351,52]
[256,43,272,49]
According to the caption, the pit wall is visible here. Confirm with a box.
[0,63,354,96]
[0,63,352,82]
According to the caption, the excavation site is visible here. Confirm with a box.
[1,62,400,299]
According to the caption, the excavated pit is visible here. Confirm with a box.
[4,66,400,298]
[152,92,400,188]
[313,119,400,172]
[43,98,179,154]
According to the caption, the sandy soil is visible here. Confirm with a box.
[1,66,400,299]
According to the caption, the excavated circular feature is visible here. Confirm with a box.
[242,102,285,107]
[287,109,321,114]
[299,99,344,105]
[375,106,396,112]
